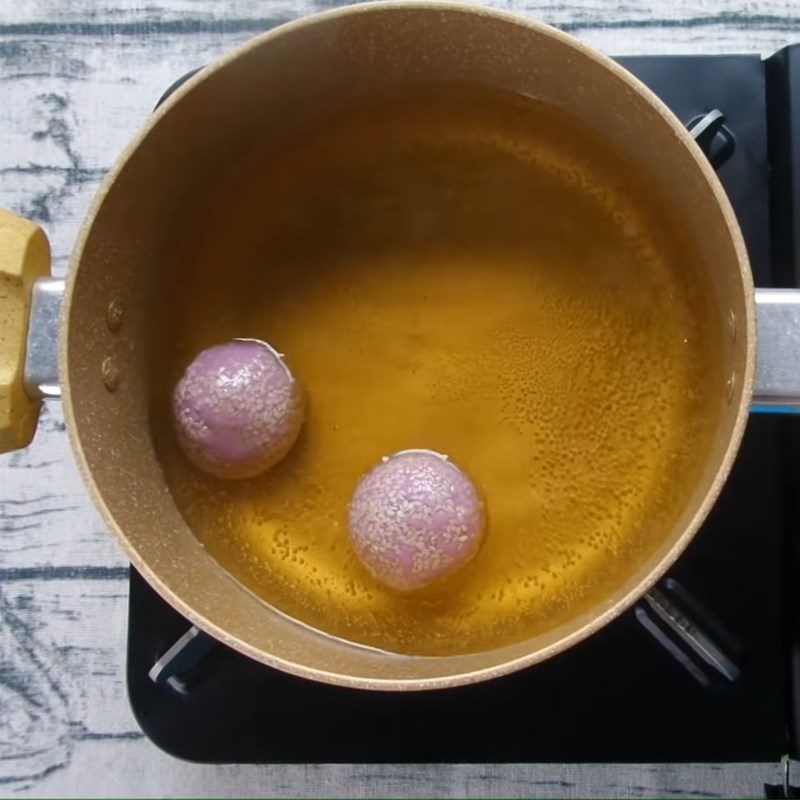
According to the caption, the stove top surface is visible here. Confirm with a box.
[127,50,800,765]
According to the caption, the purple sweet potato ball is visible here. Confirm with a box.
[172,339,304,479]
[348,450,485,590]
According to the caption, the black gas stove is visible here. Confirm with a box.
[127,47,800,781]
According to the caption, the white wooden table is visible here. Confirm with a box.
[1,1,798,796]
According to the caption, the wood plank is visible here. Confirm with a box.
[1,578,139,791]
[0,0,798,30]
[0,404,126,572]
[1,0,799,53]
[18,753,790,799]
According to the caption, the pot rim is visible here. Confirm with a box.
[59,0,756,691]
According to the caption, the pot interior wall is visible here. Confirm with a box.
[63,4,751,686]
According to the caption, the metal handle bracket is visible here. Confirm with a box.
[23,277,64,400]
[754,288,800,411]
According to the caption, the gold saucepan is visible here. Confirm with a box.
[2,2,799,690]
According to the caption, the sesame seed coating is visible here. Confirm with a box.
[348,450,485,590]
[172,340,304,479]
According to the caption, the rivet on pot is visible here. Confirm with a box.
[102,357,120,392]
[727,309,736,343]
[107,299,125,333]
[726,369,736,403]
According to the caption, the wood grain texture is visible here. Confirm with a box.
[0,0,797,795]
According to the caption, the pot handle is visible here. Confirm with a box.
[754,288,800,412]
[0,209,56,453]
